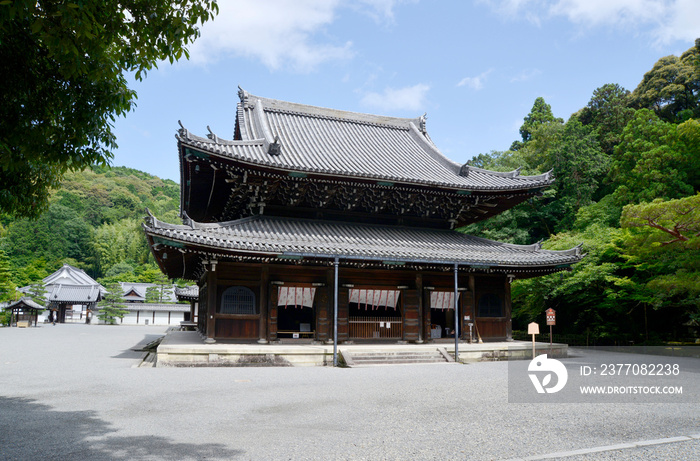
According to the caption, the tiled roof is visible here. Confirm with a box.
[120,282,178,303]
[42,264,102,288]
[144,214,583,269]
[176,89,553,192]
[175,286,199,300]
[2,297,45,310]
[46,284,102,303]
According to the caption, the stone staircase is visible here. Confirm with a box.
[340,347,454,367]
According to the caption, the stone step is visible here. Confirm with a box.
[351,353,443,359]
[341,348,453,367]
[351,355,444,361]
[352,358,447,365]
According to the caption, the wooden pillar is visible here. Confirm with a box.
[468,275,476,319]
[205,262,218,343]
[316,286,330,342]
[259,265,269,343]
[402,289,420,342]
[268,284,278,341]
[422,288,432,342]
[469,274,480,342]
[415,273,424,343]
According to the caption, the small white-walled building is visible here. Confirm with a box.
[119,303,190,326]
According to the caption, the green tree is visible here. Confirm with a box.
[578,83,635,156]
[0,0,218,217]
[145,272,173,303]
[614,197,700,340]
[5,203,94,270]
[547,119,610,231]
[611,109,696,204]
[511,224,628,339]
[93,218,148,275]
[0,249,16,302]
[10,258,49,288]
[630,43,700,122]
[25,282,47,306]
[621,194,700,246]
[97,282,128,325]
[518,97,564,144]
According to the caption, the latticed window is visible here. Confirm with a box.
[219,286,257,315]
[477,293,503,317]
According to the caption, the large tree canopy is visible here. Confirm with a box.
[0,0,218,217]
[630,41,700,123]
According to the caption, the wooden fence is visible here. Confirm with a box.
[349,316,402,339]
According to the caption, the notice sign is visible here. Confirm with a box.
[546,308,556,326]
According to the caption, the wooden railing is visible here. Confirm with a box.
[349,316,402,339]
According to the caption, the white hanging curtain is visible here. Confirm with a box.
[278,287,316,309]
[349,289,401,310]
[430,291,461,310]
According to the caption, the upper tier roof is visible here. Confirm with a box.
[176,89,552,192]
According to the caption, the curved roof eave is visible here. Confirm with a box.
[143,213,584,269]
[176,134,554,193]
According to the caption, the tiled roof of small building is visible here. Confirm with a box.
[46,284,102,303]
[176,89,553,192]
[144,214,583,269]
[2,297,45,311]
[120,282,178,303]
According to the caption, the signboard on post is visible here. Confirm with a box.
[546,308,556,326]
[545,308,556,352]
[528,322,539,358]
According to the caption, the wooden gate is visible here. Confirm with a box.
[349,316,402,339]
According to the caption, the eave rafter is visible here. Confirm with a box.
[182,155,542,228]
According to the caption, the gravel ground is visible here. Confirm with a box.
[0,324,698,460]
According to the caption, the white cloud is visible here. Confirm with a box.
[479,0,700,44]
[457,69,494,90]
[355,0,417,24]
[186,0,353,71]
[653,0,700,44]
[549,0,664,27]
[510,68,542,83]
[360,84,431,112]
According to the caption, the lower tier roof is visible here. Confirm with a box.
[143,213,583,278]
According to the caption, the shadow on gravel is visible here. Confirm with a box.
[0,396,244,460]
[112,334,165,360]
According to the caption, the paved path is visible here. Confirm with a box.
[1,324,698,460]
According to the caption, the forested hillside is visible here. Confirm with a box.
[463,40,700,343]
[0,166,180,293]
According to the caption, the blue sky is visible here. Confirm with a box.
[112,0,700,183]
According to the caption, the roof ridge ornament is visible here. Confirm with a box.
[419,113,427,135]
[206,126,219,143]
[143,207,157,228]
[267,135,281,156]
[177,120,190,140]
[238,86,249,107]
[182,211,195,229]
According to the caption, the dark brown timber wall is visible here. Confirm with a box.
[199,262,511,342]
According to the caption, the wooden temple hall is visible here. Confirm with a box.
[143,89,583,345]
